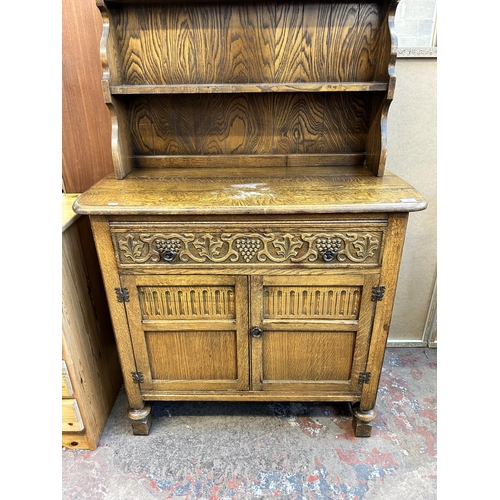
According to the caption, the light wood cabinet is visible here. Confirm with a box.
[62,194,122,449]
[74,0,427,437]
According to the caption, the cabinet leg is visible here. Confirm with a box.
[352,406,376,437]
[128,403,152,435]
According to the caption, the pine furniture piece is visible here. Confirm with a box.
[62,194,122,449]
[74,0,427,437]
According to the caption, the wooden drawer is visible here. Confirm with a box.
[62,360,74,397]
[62,399,84,432]
[110,218,387,269]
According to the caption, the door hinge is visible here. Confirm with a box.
[115,287,130,303]
[371,285,386,301]
[131,371,144,384]
[358,371,371,384]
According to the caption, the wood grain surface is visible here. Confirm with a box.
[63,0,114,192]
[121,274,250,392]
[97,1,398,176]
[110,2,385,86]
[122,92,371,158]
[73,167,427,215]
[62,205,122,449]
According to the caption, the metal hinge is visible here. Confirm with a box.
[371,286,386,301]
[358,371,371,384]
[115,287,130,303]
[131,371,144,384]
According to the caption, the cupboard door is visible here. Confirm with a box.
[121,275,249,392]
[250,274,378,393]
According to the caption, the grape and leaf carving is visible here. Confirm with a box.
[116,231,381,264]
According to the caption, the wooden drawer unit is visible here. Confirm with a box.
[62,194,122,450]
[73,0,427,437]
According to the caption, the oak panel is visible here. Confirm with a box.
[245,2,276,83]
[107,2,386,86]
[168,4,199,84]
[275,1,304,83]
[250,273,378,392]
[124,93,371,158]
[272,92,300,154]
[354,3,382,82]
[193,2,228,83]
[262,330,356,381]
[145,330,238,380]
[121,274,250,392]
[167,94,202,154]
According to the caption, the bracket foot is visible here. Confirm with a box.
[128,403,153,435]
[352,407,376,437]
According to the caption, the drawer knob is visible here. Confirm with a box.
[161,249,178,262]
[322,249,337,262]
[250,326,263,338]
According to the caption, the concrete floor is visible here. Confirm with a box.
[62,347,437,499]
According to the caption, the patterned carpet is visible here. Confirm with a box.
[62,347,437,499]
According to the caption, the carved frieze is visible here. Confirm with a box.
[138,285,235,320]
[114,230,383,266]
[264,286,362,319]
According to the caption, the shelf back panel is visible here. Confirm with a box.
[120,92,383,165]
[107,1,386,86]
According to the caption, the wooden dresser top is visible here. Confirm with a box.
[63,194,81,231]
[73,167,426,216]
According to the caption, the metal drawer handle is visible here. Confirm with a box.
[322,249,337,262]
[315,238,341,263]
[250,326,263,338]
[161,249,178,262]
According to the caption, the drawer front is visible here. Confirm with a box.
[62,399,84,432]
[110,220,386,269]
[62,360,74,397]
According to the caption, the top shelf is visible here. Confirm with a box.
[109,82,389,95]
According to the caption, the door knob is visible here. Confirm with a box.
[250,326,263,338]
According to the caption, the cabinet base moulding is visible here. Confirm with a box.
[140,392,363,402]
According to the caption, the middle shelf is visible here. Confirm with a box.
[109,82,389,95]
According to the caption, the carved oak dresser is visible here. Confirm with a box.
[74,0,427,437]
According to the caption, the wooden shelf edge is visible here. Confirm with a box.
[109,82,389,95]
